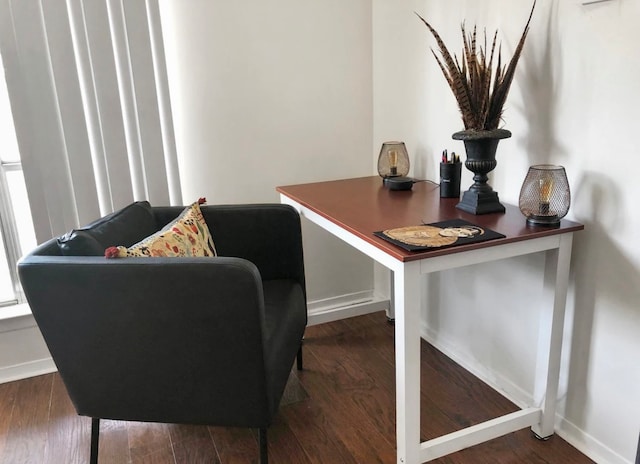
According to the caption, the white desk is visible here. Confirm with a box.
[278,176,583,464]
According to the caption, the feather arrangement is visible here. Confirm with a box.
[416,1,536,132]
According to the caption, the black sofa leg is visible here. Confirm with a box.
[90,418,100,464]
[296,340,303,371]
[259,427,268,464]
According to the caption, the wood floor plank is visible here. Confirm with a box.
[127,421,173,462]
[172,435,220,464]
[131,446,175,464]
[419,350,518,439]
[43,374,90,464]
[264,415,313,464]
[280,399,359,464]
[301,333,397,463]
[280,369,309,406]
[343,313,397,367]
[97,420,130,464]
[208,426,257,464]
[422,342,519,421]
[0,374,52,464]
[167,423,212,447]
[168,424,220,464]
[0,380,18,459]
[313,323,397,439]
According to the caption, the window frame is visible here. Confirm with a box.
[0,159,26,306]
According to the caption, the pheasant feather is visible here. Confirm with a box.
[416,1,536,131]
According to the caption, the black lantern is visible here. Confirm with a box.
[377,142,410,183]
[518,165,571,227]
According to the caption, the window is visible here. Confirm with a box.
[0,1,180,311]
[0,51,36,307]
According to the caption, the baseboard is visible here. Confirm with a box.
[307,291,389,326]
[0,358,56,384]
[556,416,634,464]
[420,322,630,464]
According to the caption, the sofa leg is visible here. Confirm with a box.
[90,418,100,464]
[259,427,268,464]
[296,341,303,371]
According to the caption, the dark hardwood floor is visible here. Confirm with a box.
[0,312,593,463]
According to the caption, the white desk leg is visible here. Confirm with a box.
[388,270,396,321]
[395,261,422,464]
[532,234,574,439]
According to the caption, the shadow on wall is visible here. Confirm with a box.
[515,4,640,454]
[516,0,569,167]
[567,170,640,431]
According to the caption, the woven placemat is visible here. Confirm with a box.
[374,219,505,252]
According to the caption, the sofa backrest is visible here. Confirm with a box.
[56,201,159,256]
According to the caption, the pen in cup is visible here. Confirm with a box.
[440,150,459,164]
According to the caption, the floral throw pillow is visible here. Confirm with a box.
[105,200,216,258]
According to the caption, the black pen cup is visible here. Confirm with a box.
[440,162,462,198]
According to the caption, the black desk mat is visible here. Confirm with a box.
[374,218,505,252]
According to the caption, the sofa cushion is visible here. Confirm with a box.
[58,201,157,256]
[105,201,216,258]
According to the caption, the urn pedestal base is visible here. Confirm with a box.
[453,128,511,215]
[457,188,506,215]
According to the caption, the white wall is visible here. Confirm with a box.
[374,0,639,463]
[159,0,375,303]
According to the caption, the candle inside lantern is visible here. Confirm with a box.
[388,150,398,176]
[539,175,554,215]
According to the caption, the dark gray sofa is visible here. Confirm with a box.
[17,201,307,464]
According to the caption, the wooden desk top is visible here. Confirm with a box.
[278,176,584,262]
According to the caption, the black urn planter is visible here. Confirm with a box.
[453,128,511,215]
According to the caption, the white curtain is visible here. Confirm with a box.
[0,0,181,243]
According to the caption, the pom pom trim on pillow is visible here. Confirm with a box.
[105,200,216,258]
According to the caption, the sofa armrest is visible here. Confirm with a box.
[17,254,277,425]
[154,204,305,293]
